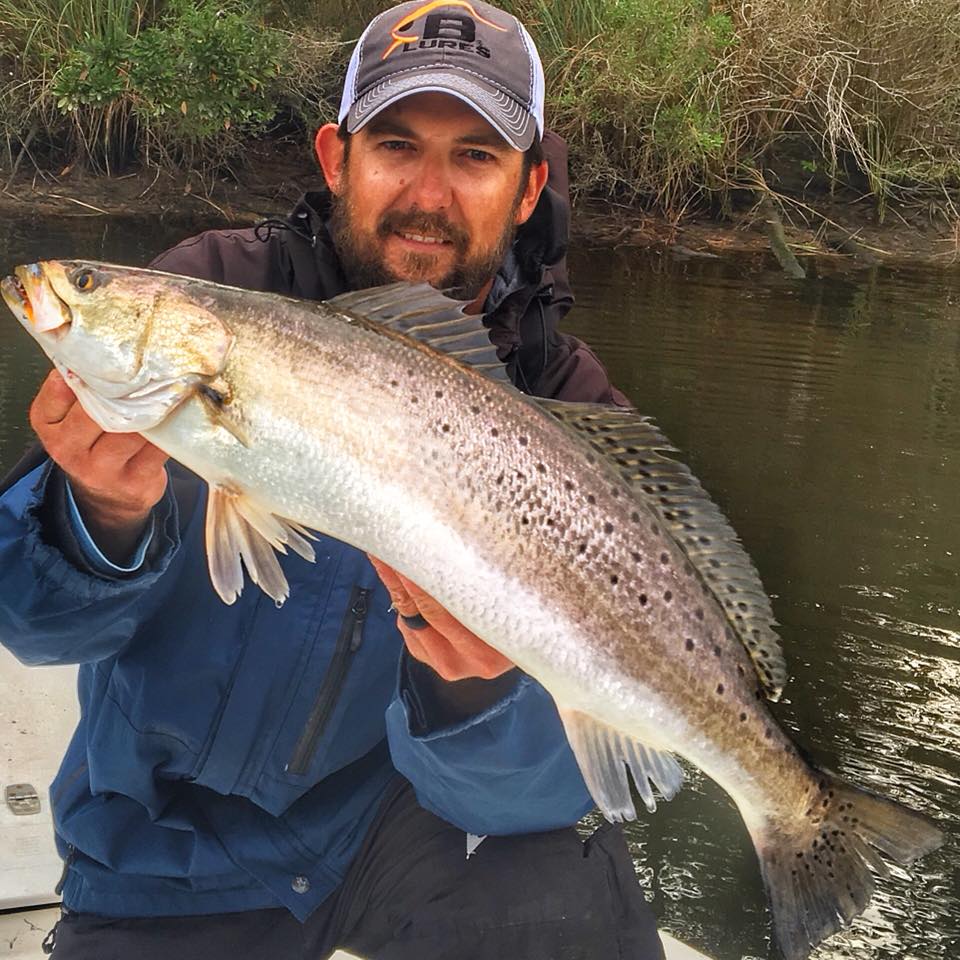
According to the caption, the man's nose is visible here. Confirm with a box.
[406,155,453,211]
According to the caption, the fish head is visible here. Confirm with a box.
[2,260,234,432]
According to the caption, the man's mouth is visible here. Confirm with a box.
[396,232,451,246]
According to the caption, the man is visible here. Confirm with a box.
[0,2,662,958]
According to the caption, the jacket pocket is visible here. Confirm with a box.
[285,585,371,775]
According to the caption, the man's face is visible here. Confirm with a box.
[321,93,545,302]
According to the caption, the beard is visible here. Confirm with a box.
[329,175,521,302]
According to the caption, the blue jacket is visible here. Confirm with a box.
[0,183,621,920]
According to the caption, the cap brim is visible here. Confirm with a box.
[346,69,538,152]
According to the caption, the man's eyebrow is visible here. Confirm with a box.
[364,116,511,151]
[454,131,511,151]
[365,117,418,139]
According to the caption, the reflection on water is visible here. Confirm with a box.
[1,219,958,959]
[564,249,960,960]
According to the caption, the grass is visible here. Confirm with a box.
[2,0,959,218]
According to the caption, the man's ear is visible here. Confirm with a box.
[315,124,346,194]
[515,160,550,226]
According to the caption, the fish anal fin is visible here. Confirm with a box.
[204,484,317,604]
[558,707,683,822]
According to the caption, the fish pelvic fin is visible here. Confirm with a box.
[205,484,317,605]
[752,769,944,960]
[557,708,683,821]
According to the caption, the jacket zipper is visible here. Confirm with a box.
[286,586,371,776]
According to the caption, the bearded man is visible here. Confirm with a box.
[0,3,664,958]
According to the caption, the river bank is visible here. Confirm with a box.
[3,137,957,271]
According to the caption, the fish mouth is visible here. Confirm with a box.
[1,272,31,324]
[2,263,73,336]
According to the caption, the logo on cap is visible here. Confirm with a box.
[382,0,508,60]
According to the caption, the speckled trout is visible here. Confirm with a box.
[4,261,942,959]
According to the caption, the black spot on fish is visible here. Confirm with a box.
[765,727,773,738]
[699,536,711,545]
[435,390,444,398]
[640,594,648,606]
[642,485,655,494]
[631,512,641,523]
[521,516,529,525]
[537,463,546,474]
[579,544,588,554]
[496,472,505,485]
[664,590,672,602]
[740,712,748,722]
[587,494,596,505]
[604,522,614,534]
[660,552,669,564]
[631,551,642,562]
[411,396,419,404]
[716,683,725,695]
[696,607,704,620]
[709,558,721,568]
[685,638,695,651]
[491,428,499,438]
[390,379,399,387]
[470,404,480,414]
[713,645,722,657]
[610,575,619,585]
[441,424,451,433]
[519,436,528,446]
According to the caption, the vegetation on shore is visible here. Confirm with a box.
[2,0,959,222]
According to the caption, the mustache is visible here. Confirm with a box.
[377,210,469,250]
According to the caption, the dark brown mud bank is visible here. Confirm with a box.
[3,138,958,271]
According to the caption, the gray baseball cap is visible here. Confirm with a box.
[338,0,545,151]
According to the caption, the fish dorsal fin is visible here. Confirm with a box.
[557,708,683,820]
[538,399,787,701]
[326,283,510,383]
[205,484,317,605]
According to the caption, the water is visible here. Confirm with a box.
[1,218,957,960]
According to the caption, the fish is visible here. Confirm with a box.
[3,259,943,960]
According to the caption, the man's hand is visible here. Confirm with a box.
[29,369,169,562]
[368,556,514,681]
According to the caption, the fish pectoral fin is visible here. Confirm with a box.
[558,708,683,822]
[198,384,251,447]
[205,484,316,605]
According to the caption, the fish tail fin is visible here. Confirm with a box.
[751,769,943,960]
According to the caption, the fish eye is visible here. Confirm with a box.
[73,269,97,292]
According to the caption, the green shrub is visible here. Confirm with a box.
[2,0,338,173]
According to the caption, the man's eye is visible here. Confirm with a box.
[465,149,495,163]
[381,140,412,151]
